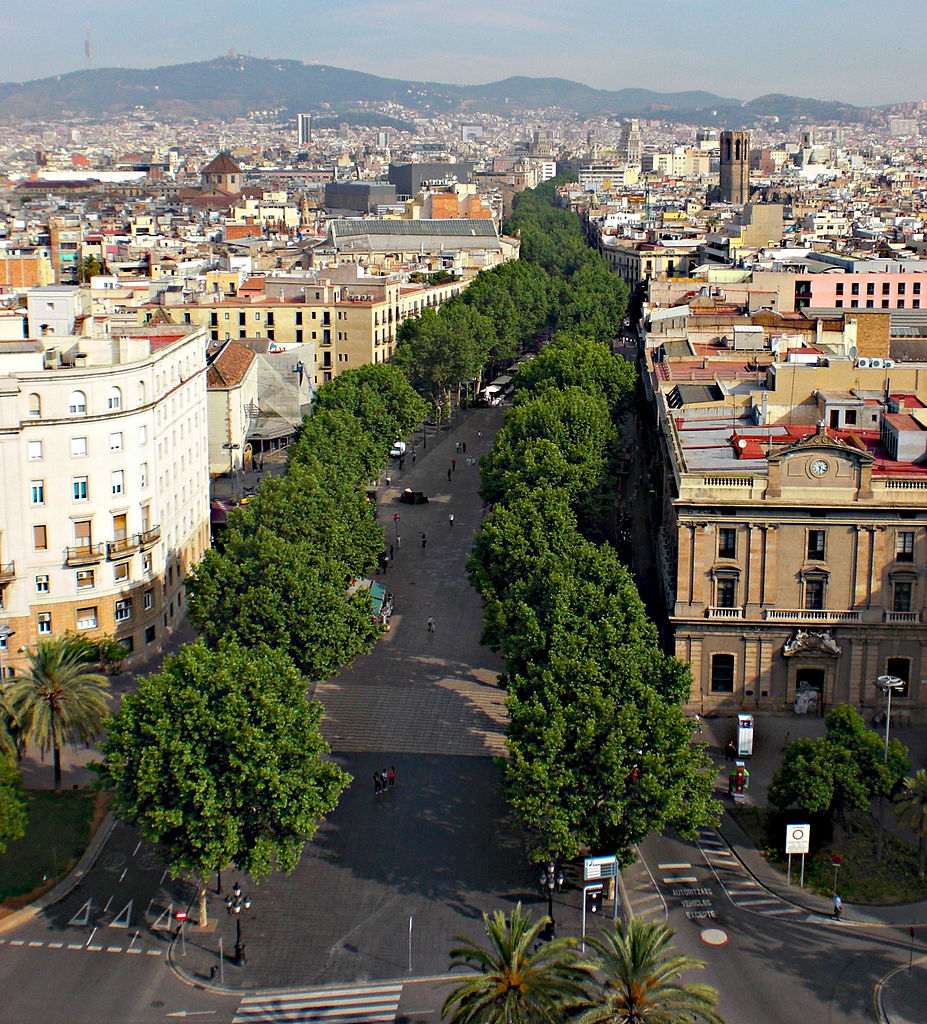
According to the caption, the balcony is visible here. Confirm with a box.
[706,606,744,619]
[764,608,861,623]
[65,543,104,566]
[138,525,161,550]
[107,536,140,560]
[884,611,919,624]
[0,562,14,583]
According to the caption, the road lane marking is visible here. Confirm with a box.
[662,876,698,883]
[657,862,692,869]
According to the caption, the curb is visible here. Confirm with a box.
[874,954,927,1024]
[0,812,117,935]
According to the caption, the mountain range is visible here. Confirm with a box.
[0,55,873,127]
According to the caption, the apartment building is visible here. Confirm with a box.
[0,324,211,674]
[644,317,927,717]
[159,268,467,387]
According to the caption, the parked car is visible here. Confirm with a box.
[389,440,407,458]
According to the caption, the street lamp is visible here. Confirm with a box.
[0,625,14,683]
[225,881,252,967]
[538,859,563,936]
[222,442,241,496]
[874,674,905,862]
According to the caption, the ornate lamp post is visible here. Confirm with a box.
[538,859,563,936]
[225,881,252,967]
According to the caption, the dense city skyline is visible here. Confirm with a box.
[4,0,926,108]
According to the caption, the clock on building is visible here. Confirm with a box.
[810,458,829,477]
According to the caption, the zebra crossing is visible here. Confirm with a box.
[621,845,668,923]
[695,827,802,918]
[232,981,403,1024]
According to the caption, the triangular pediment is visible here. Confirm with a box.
[767,428,873,466]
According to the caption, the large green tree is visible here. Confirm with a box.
[575,918,725,1024]
[313,363,427,444]
[7,636,110,787]
[769,704,909,819]
[98,640,349,921]
[442,903,588,1024]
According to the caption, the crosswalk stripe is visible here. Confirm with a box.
[233,983,403,1024]
[657,862,692,869]
[662,876,697,883]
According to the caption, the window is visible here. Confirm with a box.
[845,410,857,425]
[716,577,737,608]
[69,390,87,415]
[893,580,913,613]
[886,657,910,697]
[115,599,132,622]
[866,300,874,308]
[835,300,843,308]
[898,282,906,295]
[142,554,152,575]
[897,531,915,562]
[76,607,98,629]
[851,282,860,296]
[807,529,826,560]
[111,470,124,496]
[109,432,123,451]
[33,525,47,550]
[71,436,88,457]
[804,578,826,610]
[35,575,49,594]
[114,561,129,583]
[76,569,94,590]
[718,528,737,559]
[145,625,156,644]
[882,282,890,295]
[72,476,89,501]
[138,425,148,445]
[27,393,41,417]
[28,440,43,461]
[30,480,45,505]
[74,520,92,547]
[140,462,148,489]
[914,282,922,295]
[866,282,875,296]
[144,589,153,611]
[37,612,52,635]
[108,386,122,410]
[137,380,146,404]
[835,282,844,296]
[710,654,735,693]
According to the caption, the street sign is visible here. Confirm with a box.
[174,910,188,921]
[584,855,618,880]
[393,513,400,521]
[785,823,810,854]
[831,854,843,867]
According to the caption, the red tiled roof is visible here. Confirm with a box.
[201,152,242,175]
[207,341,255,388]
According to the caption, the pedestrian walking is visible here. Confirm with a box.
[421,532,427,548]
[447,468,452,482]
[427,616,435,632]
[389,544,394,560]
[462,442,467,453]
[388,765,396,788]
[399,457,405,470]
[451,458,457,472]
[385,474,391,487]
[373,771,382,795]
[455,441,461,453]
[477,430,483,440]
[396,535,401,547]
[411,451,416,463]
[782,730,791,750]
[694,713,703,734]
[725,739,736,762]
[833,893,842,920]
[380,769,389,791]
[448,513,454,526]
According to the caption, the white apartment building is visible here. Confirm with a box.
[0,324,211,673]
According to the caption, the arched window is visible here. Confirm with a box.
[27,393,41,417]
[137,380,146,405]
[68,390,87,415]
[108,386,122,410]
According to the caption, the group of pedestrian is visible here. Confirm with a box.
[373,766,397,794]
[455,441,468,454]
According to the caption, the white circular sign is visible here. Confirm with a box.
[701,928,729,946]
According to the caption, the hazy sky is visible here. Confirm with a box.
[5,0,925,107]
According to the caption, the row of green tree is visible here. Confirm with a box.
[95,364,427,916]
[468,181,717,864]
[393,178,629,423]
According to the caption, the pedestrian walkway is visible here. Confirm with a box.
[696,827,802,918]
[232,981,403,1023]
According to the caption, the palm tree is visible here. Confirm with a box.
[895,769,927,877]
[573,917,725,1024]
[0,691,20,762]
[442,902,589,1024]
[6,637,110,787]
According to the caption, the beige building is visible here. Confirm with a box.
[646,318,927,716]
[0,325,211,673]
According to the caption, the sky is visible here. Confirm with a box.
[4,0,925,107]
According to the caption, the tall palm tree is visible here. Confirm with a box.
[0,691,20,762]
[442,902,589,1024]
[573,917,725,1024]
[6,637,110,788]
[895,769,927,877]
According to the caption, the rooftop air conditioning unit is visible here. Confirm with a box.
[871,358,884,368]
[856,357,870,368]
[884,359,895,368]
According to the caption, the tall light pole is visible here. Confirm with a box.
[538,859,563,938]
[875,674,905,862]
[225,881,252,967]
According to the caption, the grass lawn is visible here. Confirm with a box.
[734,806,927,904]
[0,790,109,908]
